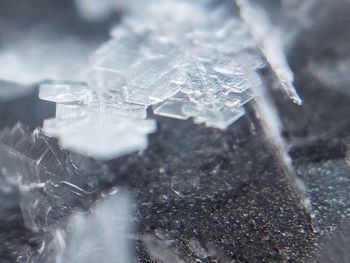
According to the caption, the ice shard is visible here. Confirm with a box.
[236,0,302,105]
[88,0,263,130]
[39,0,264,159]
[39,0,302,159]
[39,82,156,160]
[0,124,111,231]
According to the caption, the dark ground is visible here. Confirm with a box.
[0,0,349,262]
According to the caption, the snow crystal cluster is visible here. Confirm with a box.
[40,0,300,160]
[39,82,156,160]
[0,124,134,262]
[90,0,265,127]
[0,0,310,262]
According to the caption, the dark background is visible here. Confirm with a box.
[0,0,349,262]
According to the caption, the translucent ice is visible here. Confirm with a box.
[40,0,302,159]
[54,190,133,263]
[89,0,262,129]
[0,124,111,231]
[233,2,312,227]
[39,82,94,104]
[237,0,302,105]
[40,82,156,160]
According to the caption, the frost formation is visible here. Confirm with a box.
[0,124,134,262]
[54,191,133,263]
[40,0,300,160]
[0,124,124,230]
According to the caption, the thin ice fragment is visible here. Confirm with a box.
[40,82,156,160]
[237,0,302,105]
[88,0,263,130]
[0,124,110,231]
[39,82,94,104]
[43,109,156,160]
[40,0,302,158]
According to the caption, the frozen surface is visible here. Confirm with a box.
[39,0,302,159]
[0,124,111,231]
[91,0,264,129]
[0,0,349,262]
[40,82,156,160]
[40,0,262,159]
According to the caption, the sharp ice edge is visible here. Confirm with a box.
[40,0,301,159]
[53,190,133,263]
[0,124,111,231]
[40,0,264,159]
[236,0,302,105]
[90,0,264,128]
[40,81,156,160]
[0,124,134,262]
[236,1,312,223]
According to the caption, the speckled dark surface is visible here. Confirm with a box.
[0,1,349,262]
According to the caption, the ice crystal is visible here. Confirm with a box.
[40,0,301,159]
[90,0,263,128]
[40,0,262,159]
[236,0,302,105]
[40,82,156,160]
[0,124,111,231]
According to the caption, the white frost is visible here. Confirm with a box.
[54,190,134,263]
[39,0,301,160]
